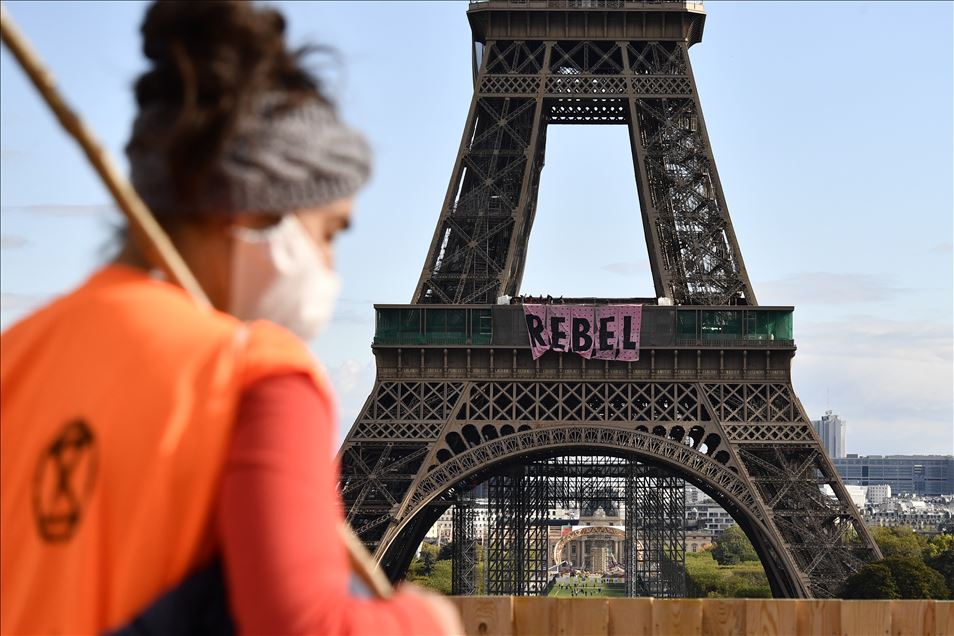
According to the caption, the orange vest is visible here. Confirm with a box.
[0,265,325,634]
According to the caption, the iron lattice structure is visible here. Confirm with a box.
[451,490,478,595]
[486,467,550,594]
[414,0,754,306]
[453,457,686,596]
[625,465,686,598]
[339,0,882,598]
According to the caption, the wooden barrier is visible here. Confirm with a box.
[448,597,954,636]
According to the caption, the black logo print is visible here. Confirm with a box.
[32,420,98,542]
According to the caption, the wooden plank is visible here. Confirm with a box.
[795,599,840,636]
[457,596,514,636]
[891,600,935,636]
[934,601,954,636]
[744,599,798,636]
[841,600,891,636]
[563,598,609,636]
[513,596,555,636]
[701,598,747,636]
[654,599,703,636]
[559,598,609,636]
[608,598,654,636]
[454,597,934,636]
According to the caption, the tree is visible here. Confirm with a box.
[842,563,900,599]
[841,557,949,599]
[924,534,954,599]
[437,541,455,561]
[884,557,949,600]
[408,543,439,578]
[685,550,771,598]
[425,560,453,595]
[711,525,758,565]
[733,583,772,598]
[869,526,926,560]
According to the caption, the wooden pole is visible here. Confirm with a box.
[0,2,393,600]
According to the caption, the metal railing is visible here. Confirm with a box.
[469,0,704,10]
[675,337,795,349]
[376,366,790,381]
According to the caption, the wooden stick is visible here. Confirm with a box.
[0,2,393,600]
[340,524,395,598]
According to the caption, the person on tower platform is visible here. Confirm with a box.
[0,2,462,634]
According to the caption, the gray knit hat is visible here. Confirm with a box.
[126,92,372,215]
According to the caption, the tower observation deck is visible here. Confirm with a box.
[468,1,706,48]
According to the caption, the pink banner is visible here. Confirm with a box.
[594,306,619,360]
[523,304,642,361]
[523,305,549,360]
[616,304,642,362]
[569,306,595,359]
[546,306,572,353]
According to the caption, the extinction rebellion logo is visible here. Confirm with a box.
[32,419,98,542]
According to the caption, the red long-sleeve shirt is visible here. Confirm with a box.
[217,372,442,635]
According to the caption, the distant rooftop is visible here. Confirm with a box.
[841,454,954,459]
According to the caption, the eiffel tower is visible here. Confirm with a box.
[339,0,881,598]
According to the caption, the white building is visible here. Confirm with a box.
[686,529,715,553]
[424,498,491,544]
[867,484,892,504]
[863,494,953,533]
[820,483,868,509]
[685,484,734,534]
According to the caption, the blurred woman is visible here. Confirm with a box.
[0,2,461,634]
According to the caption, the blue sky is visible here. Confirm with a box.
[1,1,951,455]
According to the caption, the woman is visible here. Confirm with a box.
[0,2,462,634]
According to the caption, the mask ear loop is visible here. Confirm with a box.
[0,5,394,600]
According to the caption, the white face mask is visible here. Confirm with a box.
[228,214,341,341]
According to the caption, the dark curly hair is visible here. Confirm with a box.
[132,0,333,212]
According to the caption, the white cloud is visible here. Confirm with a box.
[0,292,46,313]
[325,358,376,447]
[0,147,27,161]
[0,234,28,250]
[929,242,953,255]
[758,272,910,305]
[792,316,953,455]
[601,261,650,276]
[332,307,373,325]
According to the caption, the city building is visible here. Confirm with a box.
[862,494,954,534]
[867,484,892,505]
[685,484,707,505]
[812,410,846,459]
[686,529,715,553]
[832,455,954,496]
[424,498,491,545]
[843,485,867,508]
[685,485,735,535]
